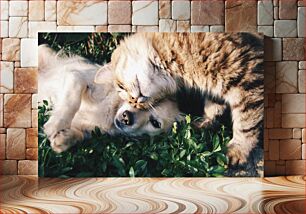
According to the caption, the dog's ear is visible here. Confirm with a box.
[38,44,57,69]
[94,63,113,84]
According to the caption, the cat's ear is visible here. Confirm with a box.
[38,44,57,70]
[94,63,113,84]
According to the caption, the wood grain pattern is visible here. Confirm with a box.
[0,176,305,213]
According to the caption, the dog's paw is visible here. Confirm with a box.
[49,129,80,153]
[192,117,213,129]
[44,118,69,139]
[227,140,248,165]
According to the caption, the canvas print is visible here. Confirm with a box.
[38,33,264,177]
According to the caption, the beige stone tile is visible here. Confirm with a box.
[279,0,297,19]
[26,128,38,148]
[276,61,298,93]
[159,1,171,19]
[257,0,273,25]
[45,1,57,21]
[2,38,20,61]
[28,21,57,38]
[108,1,131,24]
[0,128,6,134]
[298,70,305,93]
[0,1,9,20]
[4,94,31,128]
[193,0,224,25]
[302,144,306,159]
[14,61,20,68]
[275,164,286,176]
[56,26,95,32]
[264,160,276,176]
[269,128,292,139]
[298,7,305,37]
[95,26,108,32]
[172,1,190,20]
[0,160,17,175]
[159,19,176,32]
[0,21,9,37]
[14,68,38,94]
[274,100,282,128]
[9,0,28,17]
[299,61,306,69]
[303,129,306,143]
[274,20,297,37]
[32,94,38,109]
[283,38,305,61]
[285,160,305,175]
[132,1,158,25]
[293,128,302,139]
[282,94,305,114]
[18,160,38,175]
[136,26,158,32]
[6,128,25,159]
[0,134,5,159]
[177,21,190,32]
[57,1,107,25]
[257,26,273,37]
[32,110,38,128]
[0,94,3,127]
[9,17,28,38]
[191,25,209,32]
[269,140,279,160]
[282,114,305,128]
[298,0,305,6]
[21,39,38,67]
[26,148,38,160]
[274,7,279,20]
[29,1,44,21]
[210,25,224,32]
[280,139,302,160]
[0,62,14,93]
[264,38,282,61]
[225,0,256,32]
[108,25,131,32]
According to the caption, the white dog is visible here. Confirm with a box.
[38,45,182,153]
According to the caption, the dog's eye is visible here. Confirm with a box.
[150,118,161,129]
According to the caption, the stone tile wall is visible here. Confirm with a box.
[0,0,305,176]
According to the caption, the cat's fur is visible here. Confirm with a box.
[96,33,264,165]
[38,45,182,153]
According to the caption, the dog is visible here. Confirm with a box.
[38,45,182,153]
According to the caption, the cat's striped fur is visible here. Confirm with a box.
[102,33,264,165]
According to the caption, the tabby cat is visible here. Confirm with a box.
[95,33,264,165]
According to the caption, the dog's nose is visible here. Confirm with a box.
[121,110,134,126]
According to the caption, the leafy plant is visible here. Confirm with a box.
[38,101,231,177]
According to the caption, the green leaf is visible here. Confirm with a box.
[43,100,48,106]
[150,152,158,160]
[179,150,186,158]
[129,167,135,177]
[135,160,147,172]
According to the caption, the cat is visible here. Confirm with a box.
[95,33,264,165]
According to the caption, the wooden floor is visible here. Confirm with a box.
[0,176,305,214]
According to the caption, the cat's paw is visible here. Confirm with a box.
[49,129,80,153]
[192,117,213,129]
[227,140,248,165]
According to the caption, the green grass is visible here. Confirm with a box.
[38,33,233,177]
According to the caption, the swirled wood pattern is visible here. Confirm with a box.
[0,176,305,213]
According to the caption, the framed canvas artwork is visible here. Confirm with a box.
[38,32,264,177]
